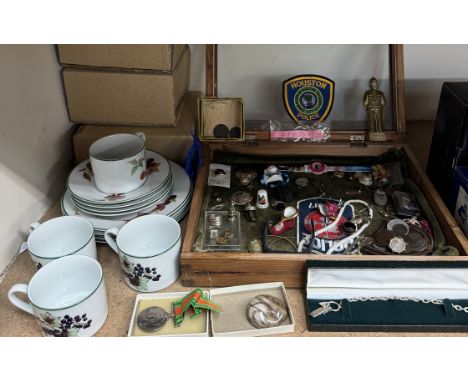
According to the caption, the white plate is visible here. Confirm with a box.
[62,161,192,230]
[71,178,173,215]
[74,184,173,217]
[70,172,173,209]
[67,150,170,205]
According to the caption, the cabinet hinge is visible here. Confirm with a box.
[349,135,367,147]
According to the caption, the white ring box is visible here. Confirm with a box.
[127,291,210,337]
[209,282,295,337]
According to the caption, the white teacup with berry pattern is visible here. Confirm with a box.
[8,255,108,337]
[89,132,146,194]
[104,214,181,292]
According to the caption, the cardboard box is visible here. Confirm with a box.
[58,44,186,71]
[209,282,295,337]
[73,91,199,164]
[127,291,209,337]
[63,47,190,126]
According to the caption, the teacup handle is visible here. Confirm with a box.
[29,222,40,234]
[8,284,34,315]
[19,222,41,254]
[135,132,146,142]
[104,227,120,254]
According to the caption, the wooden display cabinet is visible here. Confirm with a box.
[181,45,468,288]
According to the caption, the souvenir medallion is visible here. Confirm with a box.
[295,177,309,188]
[283,75,335,124]
[137,306,173,332]
[231,191,253,206]
[246,294,288,329]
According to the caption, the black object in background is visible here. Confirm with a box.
[427,82,468,211]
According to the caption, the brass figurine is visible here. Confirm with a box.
[363,77,387,141]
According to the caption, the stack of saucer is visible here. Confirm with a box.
[62,132,192,243]
[67,149,173,217]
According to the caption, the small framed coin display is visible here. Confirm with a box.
[198,97,245,141]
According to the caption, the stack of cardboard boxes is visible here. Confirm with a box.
[57,44,197,164]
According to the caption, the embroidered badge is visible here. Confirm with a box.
[283,75,335,124]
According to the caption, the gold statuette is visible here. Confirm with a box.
[363,77,387,141]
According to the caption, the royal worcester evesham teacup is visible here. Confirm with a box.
[27,216,97,270]
[89,132,146,194]
[8,255,108,337]
[104,214,181,292]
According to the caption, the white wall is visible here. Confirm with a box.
[0,45,72,273]
[189,44,468,121]
[405,44,468,120]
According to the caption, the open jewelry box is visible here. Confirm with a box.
[306,260,468,332]
[181,45,468,288]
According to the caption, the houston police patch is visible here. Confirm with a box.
[283,75,335,124]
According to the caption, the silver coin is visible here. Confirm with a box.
[137,306,171,332]
[387,218,409,236]
[360,236,374,247]
[246,294,288,329]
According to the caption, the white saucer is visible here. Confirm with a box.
[67,150,171,205]
[62,161,192,231]
[70,172,173,209]
[71,177,173,216]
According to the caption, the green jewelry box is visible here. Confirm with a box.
[306,260,468,332]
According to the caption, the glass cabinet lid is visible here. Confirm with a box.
[215,44,394,132]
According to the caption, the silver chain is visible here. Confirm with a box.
[310,296,468,318]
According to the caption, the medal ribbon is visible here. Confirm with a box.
[172,288,223,326]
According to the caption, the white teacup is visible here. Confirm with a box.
[27,216,97,270]
[104,215,181,292]
[8,255,108,337]
[89,132,146,194]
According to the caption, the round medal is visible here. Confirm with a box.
[137,306,173,332]
[246,294,288,329]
